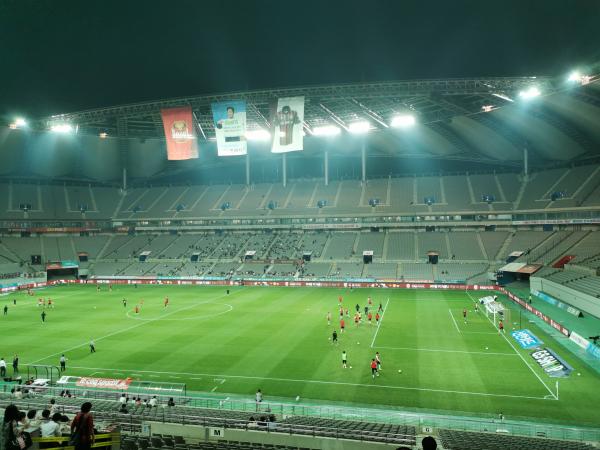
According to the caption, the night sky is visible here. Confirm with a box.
[1,0,599,118]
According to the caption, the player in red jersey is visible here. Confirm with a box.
[338,295,343,303]
[47,299,53,309]
[340,318,345,333]
[354,313,360,327]
[498,320,505,334]
[339,306,344,318]
[370,359,379,378]
[368,296,372,306]
[134,305,140,314]
[375,312,380,324]
[368,311,372,325]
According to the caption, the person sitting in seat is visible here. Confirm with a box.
[40,410,61,437]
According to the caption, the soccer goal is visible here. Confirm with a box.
[475,294,512,329]
[483,298,511,328]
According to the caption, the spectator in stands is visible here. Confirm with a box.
[48,399,57,415]
[58,415,70,435]
[167,398,175,407]
[3,404,22,450]
[118,394,126,405]
[15,412,27,433]
[70,402,94,450]
[118,404,128,414]
[14,389,23,400]
[40,410,61,437]
[422,436,437,450]
[26,410,39,430]
[149,396,157,407]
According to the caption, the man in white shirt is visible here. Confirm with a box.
[149,396,157,407]
[255,389,262,411]
[40,410,61,437]
[0,357,6,377]
[48,399,57,415]
[119,394,127,405]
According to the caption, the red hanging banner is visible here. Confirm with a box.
[161,106,199,160]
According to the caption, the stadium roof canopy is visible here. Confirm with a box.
[25,68,600,166]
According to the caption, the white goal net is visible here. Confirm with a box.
[478,295,511,328]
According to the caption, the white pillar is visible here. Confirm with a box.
[282,153,287,188]
[361,142,366,183]
[324,151,329,186]
[245,153,250,186]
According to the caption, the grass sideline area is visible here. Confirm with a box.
[1,284,599,427]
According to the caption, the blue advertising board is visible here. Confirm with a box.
[511,329,543,349]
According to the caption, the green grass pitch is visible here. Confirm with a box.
[1,284,599,426]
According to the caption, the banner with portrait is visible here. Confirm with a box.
[271,96,304,153]
[211,101,247,156]
[160,106,199,160]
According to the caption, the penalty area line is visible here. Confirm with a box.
[370,297,390,348]
[66,365,555,402]
[449,309,461,333]
[374,346,518,357]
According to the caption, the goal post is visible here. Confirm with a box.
[484,300,511,329]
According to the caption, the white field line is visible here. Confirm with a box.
[461,331,500,335]
[449,309,461,333]
[211,379,226,392]
[66,365,553,401]
[27,288,245,365]
[374,346,518,357]
[370,297,390,348]
[466,291,558,400]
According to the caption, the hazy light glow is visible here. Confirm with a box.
[568,71,591,85]
[313,125,341,136]
[492,93,514,102]
[50,123,74,133]
[518,86,541,99]
[391,115,416,128]
[245,129,271,141]
[348,121,371,134]
[9,117,27,129]
[99,132,108,139]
